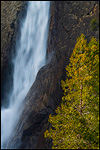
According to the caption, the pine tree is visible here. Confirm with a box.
[44,34,99,149]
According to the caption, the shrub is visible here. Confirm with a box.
[90,19,98,31]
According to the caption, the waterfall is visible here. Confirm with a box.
[1,1,50,148]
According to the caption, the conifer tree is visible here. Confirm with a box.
[44,34,99,149]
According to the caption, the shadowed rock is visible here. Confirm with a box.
[1,1,28,107]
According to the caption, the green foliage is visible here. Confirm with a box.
[90,19,98,31]
[44,34,99,149]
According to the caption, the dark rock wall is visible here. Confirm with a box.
[1,1,28,107]
[2,1,99,149]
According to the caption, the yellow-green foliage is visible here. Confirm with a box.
[90,19,98,31]
[44,34,99,149]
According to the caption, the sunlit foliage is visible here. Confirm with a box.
[44,34,99,149]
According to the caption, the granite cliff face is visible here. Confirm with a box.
[1,1,28,107]
[1,1,99,149]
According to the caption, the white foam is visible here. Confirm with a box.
[1,1,50,148]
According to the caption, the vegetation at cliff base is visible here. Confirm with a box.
[44,34,99,149]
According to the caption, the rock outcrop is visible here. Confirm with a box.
[1,1,28,107]
[2,1,99,149]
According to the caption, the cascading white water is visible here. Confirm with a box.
[1,1,50,148]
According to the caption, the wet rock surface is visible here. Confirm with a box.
[2,1,99,149]
[1,1,28,107]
